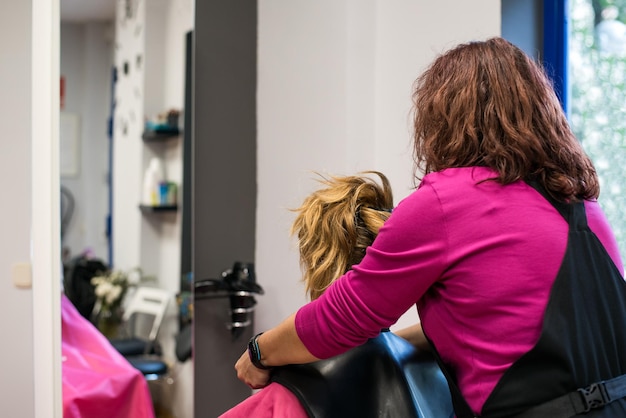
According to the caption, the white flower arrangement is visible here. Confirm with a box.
[91,267,141,316]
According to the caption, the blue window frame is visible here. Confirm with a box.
[543,0,569,114]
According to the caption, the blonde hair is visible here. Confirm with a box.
[291,171,393,300]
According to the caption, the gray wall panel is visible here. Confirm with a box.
[192,1,258,416]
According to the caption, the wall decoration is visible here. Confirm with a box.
[124,0,138,21]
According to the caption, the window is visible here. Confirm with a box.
[569,0,626,259]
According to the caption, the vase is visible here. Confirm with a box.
[96,309,122,339]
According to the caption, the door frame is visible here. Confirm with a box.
[32,0,62,416]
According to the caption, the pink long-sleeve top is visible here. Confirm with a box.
[295,166,623,414]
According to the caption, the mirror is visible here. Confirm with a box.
[59,1,194,417]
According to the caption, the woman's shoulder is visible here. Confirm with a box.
[402,167,502,206]
[420,166,498,188]
[395,167,550,224]
[390,168,476,217]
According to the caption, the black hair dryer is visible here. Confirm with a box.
[222,262,264,338]
[194,261,264,340]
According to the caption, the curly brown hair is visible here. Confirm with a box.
[291,171,393,300]
[411,37,599,201]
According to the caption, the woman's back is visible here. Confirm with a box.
[419,167,623,412]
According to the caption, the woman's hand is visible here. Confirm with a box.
[234,313,319,388]
[235,350,272,389]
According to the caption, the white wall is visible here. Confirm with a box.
[0,1,36,415]
[113,0,192,296]
[113,0,145,275]
[60,21,113,263]
[0,0,61,416]
[256,0,502,333]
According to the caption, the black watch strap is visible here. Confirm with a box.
[248,332,272,369]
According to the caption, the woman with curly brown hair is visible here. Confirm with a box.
[235,37,626,417]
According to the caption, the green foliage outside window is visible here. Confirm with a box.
[570,0,626,259]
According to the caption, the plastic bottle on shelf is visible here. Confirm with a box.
[142,157,164,206]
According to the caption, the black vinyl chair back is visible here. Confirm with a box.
[63,255,108,321]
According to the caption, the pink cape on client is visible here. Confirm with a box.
[62,294,155,418]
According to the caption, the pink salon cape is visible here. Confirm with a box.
[62,294,155,418]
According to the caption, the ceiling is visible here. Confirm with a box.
[60,0,116,22]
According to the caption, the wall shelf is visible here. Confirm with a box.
[142,128,181,142]
[139,204,178,213]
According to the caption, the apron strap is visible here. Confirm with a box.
[513,373,626,418]
[526,180,578,225]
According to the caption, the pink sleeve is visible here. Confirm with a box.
[295,183,448,359]
[585,200,624,276]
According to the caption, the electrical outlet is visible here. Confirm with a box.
[11,262,32,289]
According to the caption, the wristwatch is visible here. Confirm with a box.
[248,332,272,369]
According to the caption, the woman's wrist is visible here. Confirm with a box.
[247,313,319,368]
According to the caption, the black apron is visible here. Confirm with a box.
[271,330,454,418]
[434,183,626,418]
